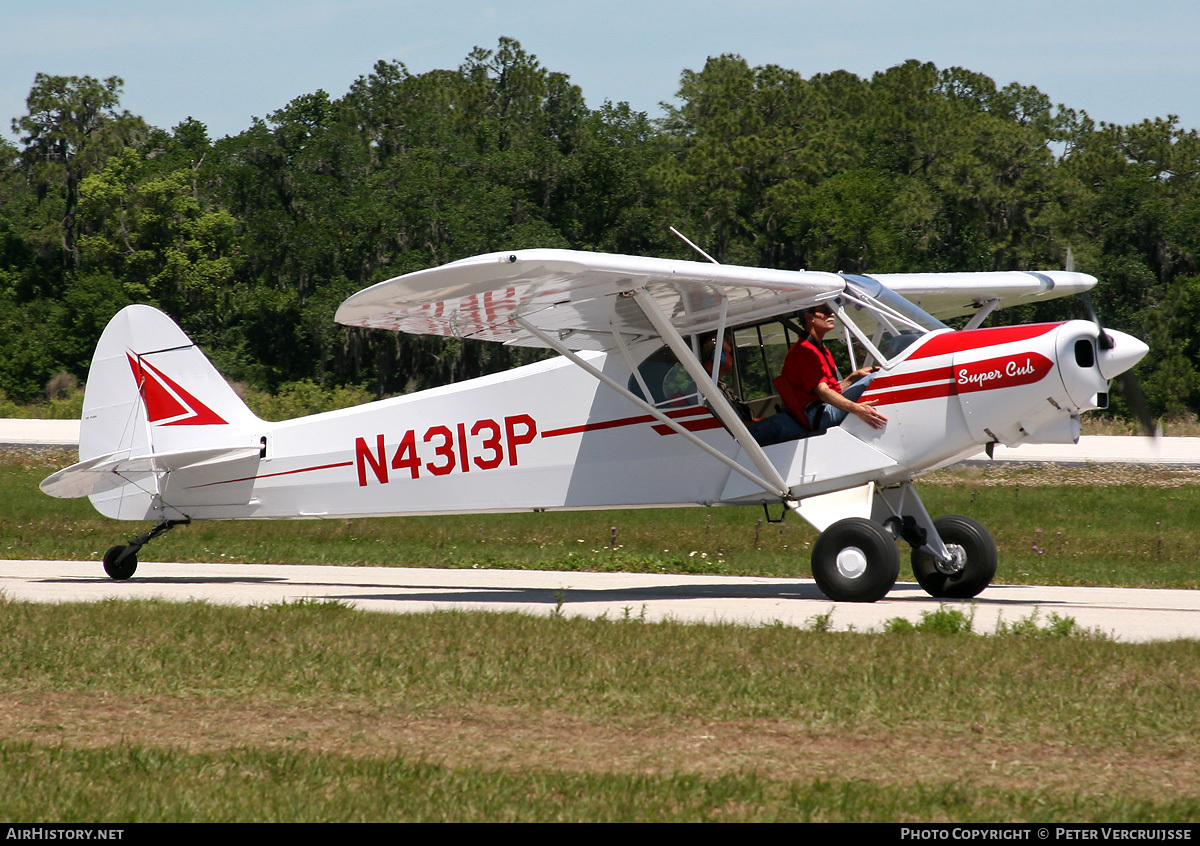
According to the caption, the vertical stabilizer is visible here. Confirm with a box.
[80,305,261,462]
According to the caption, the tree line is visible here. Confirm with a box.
[2,38,1198,420]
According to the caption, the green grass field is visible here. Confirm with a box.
[4,449,1200,821]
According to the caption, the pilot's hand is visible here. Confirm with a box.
[853,399,887,430]
[847,366,879,384]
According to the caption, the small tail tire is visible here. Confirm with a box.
[811,517,900,603]
[911,515,997,599]
[103,545,138,581]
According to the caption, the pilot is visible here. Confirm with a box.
[699,334,754,422]
[749,304,886,445]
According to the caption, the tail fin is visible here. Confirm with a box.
[42,305,264,518]
[80,305,261,461]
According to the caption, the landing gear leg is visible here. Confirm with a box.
[102,519,190,581]
[873,482,997,599]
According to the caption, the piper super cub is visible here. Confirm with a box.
[41,248,1149,601]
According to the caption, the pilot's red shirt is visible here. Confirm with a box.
[781,335,841,412]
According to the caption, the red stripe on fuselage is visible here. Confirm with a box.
[866,382,955,407]
[865,350,1054,407]
[541,405,711,438]
[651,417,725,435]
[905,323,1061,360]
[867,366,954,392]
[187,460,354,488]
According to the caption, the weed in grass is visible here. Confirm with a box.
[883,605,976,635]
[619,604,647,623]
[882,606,1107,640]
[994,610,1108,640]
[804,609,835,633]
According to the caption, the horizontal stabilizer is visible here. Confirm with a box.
[41,445,262,499]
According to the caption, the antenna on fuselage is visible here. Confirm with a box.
[669,227,726,375]
[670,226,720,265]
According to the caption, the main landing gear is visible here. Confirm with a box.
[909,515,997,599]
[808,484,997,603]
[102,519,190,580]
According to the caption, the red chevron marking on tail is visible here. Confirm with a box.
[126,352,228,426]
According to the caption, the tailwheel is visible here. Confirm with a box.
[811,517,900,603]
[911,515,997,599]
[99,518,189,581]
[103,545,138,581]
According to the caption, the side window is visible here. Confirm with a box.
[629,347,698,406]
[732,322,791,400]
[731,318,859,397]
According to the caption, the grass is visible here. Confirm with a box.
[5,449,1200,821]
[1,599,1199,822]
[1082,412,1200,437]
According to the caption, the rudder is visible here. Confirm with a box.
[80,305,261,461]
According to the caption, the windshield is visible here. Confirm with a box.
[835,274,950,368]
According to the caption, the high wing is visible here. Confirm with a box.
[866,270,1096,324]
[335,249,845,350]
[336,251,1096,345]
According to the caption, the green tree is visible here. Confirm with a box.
[11,74,146,278]
[75,146,238,319]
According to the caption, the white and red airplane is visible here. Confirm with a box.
[41,248,1148,601]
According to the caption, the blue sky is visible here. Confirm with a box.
[4,0,1199,141]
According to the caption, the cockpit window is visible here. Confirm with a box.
[629,346,698,405]
[629,323,804,411]
[627,280,949,409]
[834,275,950,369]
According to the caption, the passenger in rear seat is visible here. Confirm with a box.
[699,334,754,423]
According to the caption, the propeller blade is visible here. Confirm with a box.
[1078,291,1114,351]
[1112,371,1158,437]
[1076,272,1154,435]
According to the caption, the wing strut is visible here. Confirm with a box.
[964,297,1000,330]
[513,318,789,499]
[628,288,792,499]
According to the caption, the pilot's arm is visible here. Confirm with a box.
[841,366,878,388]
[814,381,887,430]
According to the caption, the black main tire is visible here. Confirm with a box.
[811,517,900,602]
[911,515,997,599]
[103,545,138,581]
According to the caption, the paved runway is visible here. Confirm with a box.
[4,559,1198,643]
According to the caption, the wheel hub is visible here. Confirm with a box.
[835,546,869,579]
[934,543,968,576]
